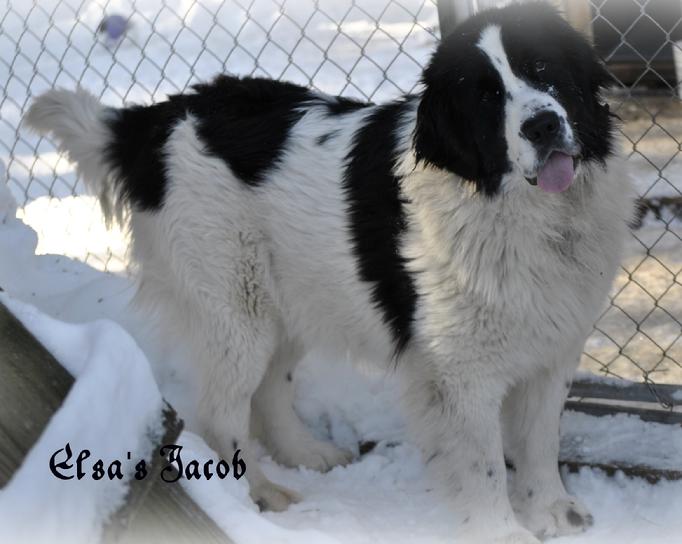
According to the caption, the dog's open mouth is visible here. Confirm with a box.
[525,152,578,193]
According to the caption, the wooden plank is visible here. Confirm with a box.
[103,405,184,541]
[0,298,74,486]
[437,0,471,37]
[0,300,232,543]
[565,401,682,426]
[113,475,232,544]
[560,459,682,484]
[570,378,682,408]
[104,407,233,544]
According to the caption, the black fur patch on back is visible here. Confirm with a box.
[326,96,371,116]
[343,102,417,354]
[104,76,317,209]
[105,101,184,211]
[185,76,314,185]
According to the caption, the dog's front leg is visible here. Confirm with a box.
[502,360,593,539]
[408,368,540,544]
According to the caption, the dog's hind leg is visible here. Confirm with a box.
[140,116,300,511]
[252,338,353,472]
[167,232,300,512]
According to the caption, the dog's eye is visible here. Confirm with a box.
[479,86,501,102]
[534,60,547,73]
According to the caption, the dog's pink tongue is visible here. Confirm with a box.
[537,151,574,193]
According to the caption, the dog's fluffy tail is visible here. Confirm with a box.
[24,88,122,224]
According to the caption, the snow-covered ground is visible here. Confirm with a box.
[1,0,682,542]
[1,182,682,544]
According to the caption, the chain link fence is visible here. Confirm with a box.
[583,0,682,390]
[0,0,680,390]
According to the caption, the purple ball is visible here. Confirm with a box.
[98,14,129,41]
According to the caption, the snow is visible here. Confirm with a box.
[560,412,682,472]
[179,434,341,544]
[1,0,681,541]
[572,370,633,388]
[0,293,164,544]
[0,186,681,543]
[17,195,130,273]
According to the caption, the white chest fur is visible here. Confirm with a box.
[400,158,634,377]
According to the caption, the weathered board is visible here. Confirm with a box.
[566,400,682,426]
[0,300,233,544]
[570,379,682,409]
[0,298,74,486]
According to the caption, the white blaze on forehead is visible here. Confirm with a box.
[475,24,574,181]
[475,23,567,122]
[477,25,522,93]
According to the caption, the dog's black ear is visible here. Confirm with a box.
[567,36,616,163]
[414,77,481,183]
[414,36,509,196]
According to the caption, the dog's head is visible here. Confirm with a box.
[415,2,613,195]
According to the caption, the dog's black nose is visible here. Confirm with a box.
[521,111,561,147]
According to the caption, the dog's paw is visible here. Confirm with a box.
[297,440,354,472]
[274,437,354,472]
[462,527,540,544]
[516,496,593,539]
[250,480,301,512]
[491,529,542,544]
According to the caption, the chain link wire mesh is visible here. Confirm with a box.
[0,0,680,390]
[582,0,682,391]
[1,0,440,272]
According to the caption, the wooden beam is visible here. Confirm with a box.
[570,378,682,408]
[437,0,471,38]
[110,469,233,544]
[0,298,74,486]
[565,401,682,426]
[560,459,682,484]
[0,300,232,543]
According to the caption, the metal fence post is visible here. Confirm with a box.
[437,0,473,37]
[557,0,594,42]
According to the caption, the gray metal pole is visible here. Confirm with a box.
[437,0,475,38]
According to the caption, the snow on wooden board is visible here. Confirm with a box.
[560,411,682,473]
[0,295,165,544]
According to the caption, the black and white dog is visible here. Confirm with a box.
[26,3,634,542]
